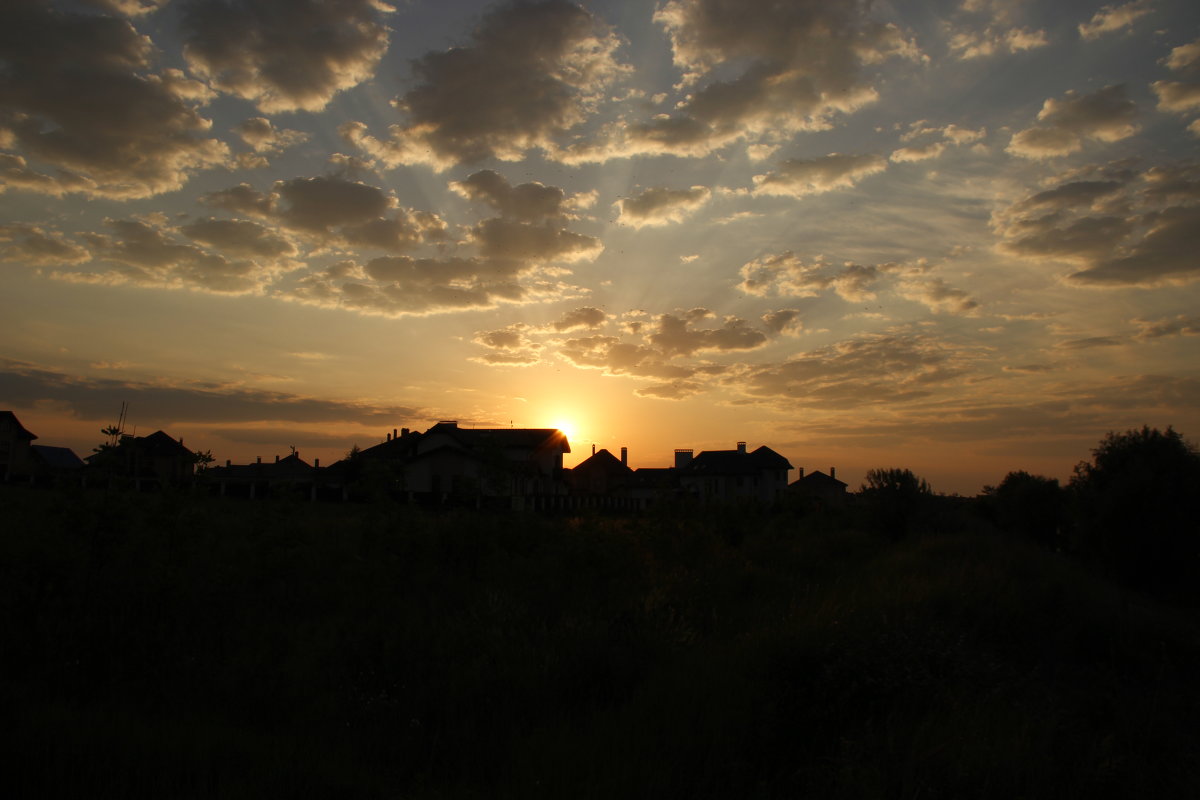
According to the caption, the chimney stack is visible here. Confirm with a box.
[314,458,319,468]
[830,467,836,480]
[387,432,391,441]
[402,427,409,436]
[275,454,280,463]
[256,456,261,464]
[620,446,628,466]
[737,441,746,454]
[674,448,693,468]
[798,467,804,478]
[226,459,231,468]
[393,428,398,440]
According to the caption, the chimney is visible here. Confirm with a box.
[830,467,836,480]
[314,458,320,468]
[393,428,398,440]
[275,454,280,463]
[798,467,804,478]
[387,432,391,441]
[256,456,261,464]
[592,443,596,455]
[226,459,231,468]
[674,448,693,468]
[737,441,746,454]
[621,446,628,466]
[402,428,409,436]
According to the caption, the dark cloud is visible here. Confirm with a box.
[614,186,711,228]
[552,306,607,331]
[0,222,90,267]
[233,117,309,153]
[733,332,969,408]
[648,310,767,357]
[343,1,628,169]
[451,170,569,222]
[181,0,390,113]
[1008,85,1139,159]
[0,2,226,198]
[180,218,297,259]
[1068,205,1200,286]
[592,0,918,160]
[0,358,419,426]
[469,217,602,263]
[199,182,277,217]
[1133,313,1200,340]
[752,153,887,198]
[275,175,393,233]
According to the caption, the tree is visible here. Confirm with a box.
[859,468,933,540]
[992,471,1062,547]
[1069,426,1200,594]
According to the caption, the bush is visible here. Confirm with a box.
[1068,426,1200,596]
[991,471,1063,547]
[858,468,933,540]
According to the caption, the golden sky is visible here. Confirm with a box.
[2,0,1199,494]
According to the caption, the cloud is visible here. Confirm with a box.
[1057,336,1125,349]
[451,170,570,222]
[61,217,289,295]
[552,306,607,331]
[1007,85,1139,159]
[233,117,310,153]
[1164,37,1200,72]
[80,0,169,16]
[1151,81,1200,112]
[471,324,543,366]
[738,252,881,302]
[469,218,603,263]
[0,358,419,427]
[560,0,918,162]
[0,3,227,198]
[1133,314,1200,340]
[1078,1,1153,40]
[896,277,980,315]
[0,223,90,267]
[761,308,804,336]
[614,186,712,227]
[648,310,767,357]
[732,331,970,408]
[281,254,581,318]
[946,0,1048,61]
[995,162,1200,287]
[180,0,391,113]
[752,154,887,198]
[635,380,705,400]
[890,142,947,163]
[274,175,393,233]
[343,1,628,170]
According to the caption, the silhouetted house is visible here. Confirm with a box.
[628,467,683,508]
[207,452,316,499]
[0,411,37,482]
[678,441,793,504]
[403,422,570,507]
[88,430,195,489]
[788,467,848,510]
[27,445,86,486]
[569,448,633,495]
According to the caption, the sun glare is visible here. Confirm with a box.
[552,419,578,442]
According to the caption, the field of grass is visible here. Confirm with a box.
[3,485,1199,798]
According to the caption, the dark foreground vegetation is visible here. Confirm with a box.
[3,492,1198,798]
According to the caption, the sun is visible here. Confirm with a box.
[552,418,578,442]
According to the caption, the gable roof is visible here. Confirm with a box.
[131,430,194,457]
[0,411,37,440]
[684,445,792,475]
[573,448,632,475]
[791,470,847,490]
[30,445,84,470]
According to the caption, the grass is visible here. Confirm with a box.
[3,485,1199,797]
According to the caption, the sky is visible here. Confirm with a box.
[2,0,1199,495]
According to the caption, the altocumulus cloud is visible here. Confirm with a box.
[0,358,419,426]
[1007,85,1139,159]
[752,154,888,198]
[341,0,629,170]
[614,186,712,228]
[180,0,391,114]
[0,1,227,198]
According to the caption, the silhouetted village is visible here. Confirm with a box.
[1,410,848,510]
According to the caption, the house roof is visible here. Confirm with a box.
[209,453,313,479]
[1,411,37,440]
[684,445,792,475]
[790,470,847,490]
[30,445,84,469]
[573,448,632,475]
[129,430,194,457]
[425,422,571,454]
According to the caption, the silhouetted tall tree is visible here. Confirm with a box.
[992,471,1062,547]
[859,468,933,540]
[1069,426,1200,595]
